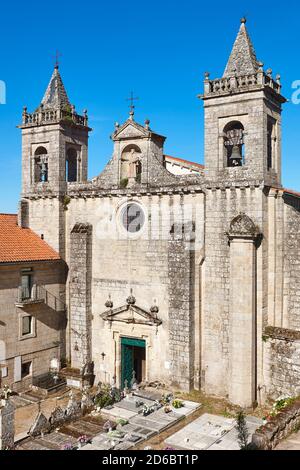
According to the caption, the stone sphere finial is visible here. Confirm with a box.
[145,119,150,129]
[150,299,159,315]
[258,62,264,72]
[266,68,273,77]
[204,71,210,80]
[126,288,136,305]
[105,294,113,309]
[240,17,247,24]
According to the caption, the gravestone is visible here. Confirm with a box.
[49,406,66,427]
[29,412,50,437]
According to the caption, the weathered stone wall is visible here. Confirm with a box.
[168,238,195,390]
[65,191,204,389]
[21,122,89,196]
[202,186,268,399]
[203,90,282,187]
[69,224,93,369]
[252,397,300,450]
[264,326,300,399]
[25,197,66,257]
[0,399,14,450]
[283,195,300,331]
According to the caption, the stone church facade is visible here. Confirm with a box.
[11,19,300,407]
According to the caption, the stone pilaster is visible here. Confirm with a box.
[227,213,260,407]
[168,233,195,391]
[17,199,29,228]
[70,223,93,370]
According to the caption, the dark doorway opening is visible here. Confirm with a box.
[121,337,146,389]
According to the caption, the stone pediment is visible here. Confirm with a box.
[101,304,162,326]
[112,120,150,141]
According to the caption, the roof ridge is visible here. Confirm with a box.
[164,154,204,168]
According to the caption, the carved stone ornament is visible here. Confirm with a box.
[29,412,50,437]
[49,406,66,426]
[227,213,260,240]
[101,302,162,326]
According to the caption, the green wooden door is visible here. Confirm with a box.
[121,337,145,389]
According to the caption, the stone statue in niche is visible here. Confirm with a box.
[121,146,142,186]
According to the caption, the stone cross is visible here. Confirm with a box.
[126,91,139,115]
[53,50,62,68]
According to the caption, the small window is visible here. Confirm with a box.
[1,366,8,378]
[21,268,33,300]
[267,117,277,170]
[66,148,78,182]
[122,203,145,233]
[22,316,32,336]
[21,361,32,378]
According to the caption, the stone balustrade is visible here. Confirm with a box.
[22,108,88,127]
[203,71,282,97]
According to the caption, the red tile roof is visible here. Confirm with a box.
[164,155,204,169]
[0,214,60,264]
[283,188,300,198]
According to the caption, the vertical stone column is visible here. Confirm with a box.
[168,229,195,391]
[227,214,260,407]
[17,199,29,228]
[0,399,15,450]
[70,223,93,370]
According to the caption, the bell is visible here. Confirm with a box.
[229,145,242,166]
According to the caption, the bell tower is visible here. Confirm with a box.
[201,18,286,187]
[18,66,91,254]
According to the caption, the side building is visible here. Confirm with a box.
[0,214,66,391]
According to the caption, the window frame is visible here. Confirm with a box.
[19,313,36,340]
[21,361,32,379]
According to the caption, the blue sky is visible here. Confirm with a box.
[1,0,300,213]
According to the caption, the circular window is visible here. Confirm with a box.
[121,203,145,233]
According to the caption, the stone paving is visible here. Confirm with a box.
[165,413,262,450]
